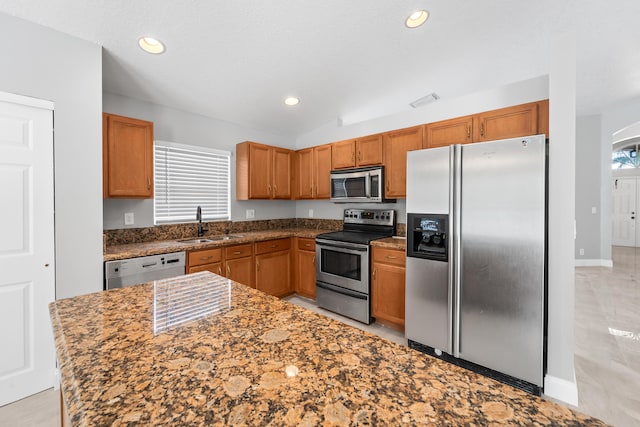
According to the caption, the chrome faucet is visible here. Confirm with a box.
[196,206,208,237]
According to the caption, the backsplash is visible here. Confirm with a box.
[104,218,343,246]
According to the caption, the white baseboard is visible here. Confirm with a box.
[544,374,578,406]
[574,259,613,267]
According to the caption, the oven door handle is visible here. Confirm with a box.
[316,282,368,300]
[315,240,368,252]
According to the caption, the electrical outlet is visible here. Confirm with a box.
[309,209,314,218]
[579,248,585,256]
[592,207,597,214]
[246,209,255,219]
[124,212,135,225]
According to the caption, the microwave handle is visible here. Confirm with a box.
[365,171,371,197]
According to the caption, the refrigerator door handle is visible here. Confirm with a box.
[453,144,463,358]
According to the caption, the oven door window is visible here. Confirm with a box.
[320,248,361,281]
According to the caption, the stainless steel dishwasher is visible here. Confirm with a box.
[104,252,186,290]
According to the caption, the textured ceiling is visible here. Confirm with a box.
[1,0,639,137]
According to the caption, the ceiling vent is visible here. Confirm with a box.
[410,93,440,108]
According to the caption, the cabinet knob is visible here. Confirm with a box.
[358,151,361,162]
[467,125,471,138]
[227,265,231,276]
[480,123,485,137]
[147,178,151,190]
[312,255,315,264]
[274,184,278,194]
[233,251,241,255]
[386,255,397,259]
[256,261,260,271]
[201,256,213,260]
[372,268,376,279]
[217,266,221,275]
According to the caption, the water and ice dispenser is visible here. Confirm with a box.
[406,213,449,261]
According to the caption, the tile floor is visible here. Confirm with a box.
[2,248,638,426]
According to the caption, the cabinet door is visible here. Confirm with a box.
[188,262,222,275]
[255,250,291,297]
[297,148,314,199]
[296,250,316,298]
[331,139,356,169]
[425,116,473,148]
[313,144,332,199]
[226,257,254,288]
[474,102,538,142]
[272,148,292,199]
[103,113,154,198]
[383,126,423,198]
[372,262,406,328]
[249,143,272,198]
[356,134,383,166]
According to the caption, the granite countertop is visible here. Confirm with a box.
[370,236,406,251]
[104,228,332,261]
[50,272,606,426]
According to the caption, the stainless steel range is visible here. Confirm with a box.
[315,208,396,324]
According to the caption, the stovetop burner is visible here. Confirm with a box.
[316,208,396,245]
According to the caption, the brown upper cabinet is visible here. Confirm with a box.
[236,141,292,200]
[331,134,383,169]
[383,125,423,199]
[296,144,332,199]
[424,115,473,148]
[102,113,154,199]
[473,101,539,142]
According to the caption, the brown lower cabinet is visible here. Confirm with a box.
[187,244,254,287]
[255,238,292,297]
[371,246,406,330]
[295,238,316,298]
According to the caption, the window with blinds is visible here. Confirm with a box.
[154,141,230,224]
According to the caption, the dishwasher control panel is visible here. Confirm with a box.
[104,251,186,290]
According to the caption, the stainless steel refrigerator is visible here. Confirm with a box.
[405,134,546,394]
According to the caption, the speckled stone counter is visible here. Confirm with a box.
[371,236,406,251]
[50,272,606,426]
[104,228,332,261]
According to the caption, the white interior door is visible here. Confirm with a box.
[0,92,55,406]
[612,177,638,247]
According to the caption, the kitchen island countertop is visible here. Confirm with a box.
[49,272,606,426]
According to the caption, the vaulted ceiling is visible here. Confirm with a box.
[1,0,639,136]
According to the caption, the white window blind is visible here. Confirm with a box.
[154,140,230,224]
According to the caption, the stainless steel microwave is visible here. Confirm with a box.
[329,166,394,203]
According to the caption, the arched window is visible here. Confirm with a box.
[612,143,640,169]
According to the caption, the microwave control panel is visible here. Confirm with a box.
[343,209,395,227]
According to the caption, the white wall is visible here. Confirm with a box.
[0,13,103,299]
[296,76,549,149]
[545,31,577,403]
[102,93,297,229]
[575,115,602,261]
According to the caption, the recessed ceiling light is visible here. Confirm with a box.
[284,97,300,106]
[405,10,429,28]
[138,36,165,54]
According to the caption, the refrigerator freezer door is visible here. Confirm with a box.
[405,146,454,354]
[457,135,545,387]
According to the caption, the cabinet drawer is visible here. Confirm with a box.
[255,238,291,255]
[297,238,315,252]
[188,248,222,267]
[372,247,405,267]
[224,244,253,260]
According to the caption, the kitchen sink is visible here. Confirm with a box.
[177,235,243,244]
[177,238,216,244]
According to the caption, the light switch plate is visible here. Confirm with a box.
[309,209,314,218]
[246,209,255,219]
[592,207,597,214]
[124,212,135,225]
